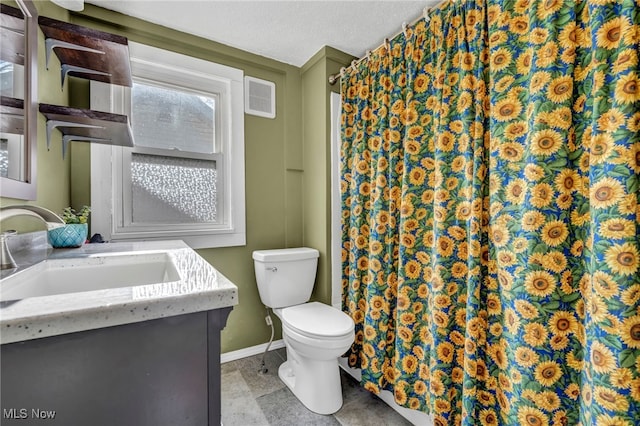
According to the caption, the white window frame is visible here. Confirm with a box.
[90,42,245,249]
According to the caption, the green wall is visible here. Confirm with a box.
[301,47,353,305]
[1,2,351,355]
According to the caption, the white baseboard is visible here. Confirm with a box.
[221,339,285,363]
[338,358,434,426]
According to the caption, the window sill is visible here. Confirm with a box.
[108,232,245,250]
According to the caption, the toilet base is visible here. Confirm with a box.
[278,357,343,415]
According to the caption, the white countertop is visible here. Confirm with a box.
[0,240,238,344]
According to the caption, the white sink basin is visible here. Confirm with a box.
[0,252,181,302]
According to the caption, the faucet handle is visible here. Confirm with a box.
[1,230,17,239]
[1,230,18,270]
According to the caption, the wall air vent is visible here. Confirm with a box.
[244,76,276,119]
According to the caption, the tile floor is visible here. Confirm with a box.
[221,348,413,426]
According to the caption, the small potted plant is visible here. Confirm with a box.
[48,206,91,248]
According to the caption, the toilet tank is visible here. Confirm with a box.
[253,248,319,309]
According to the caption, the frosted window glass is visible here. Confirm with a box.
[131,153,216,224]
[131,82,215,154]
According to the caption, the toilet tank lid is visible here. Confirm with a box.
[252,247,319,262]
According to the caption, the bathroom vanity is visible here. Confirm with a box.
[0,238,237,426]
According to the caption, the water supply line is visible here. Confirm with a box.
[259,306,275,374]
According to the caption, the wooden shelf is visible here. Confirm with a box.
[1,4,25,66]
[38,16,132,88]
[39,103,134,158]
[1,96,24,134]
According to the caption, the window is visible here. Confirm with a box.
[91,42,245,248]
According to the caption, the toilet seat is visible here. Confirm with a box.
[279,302,354,339]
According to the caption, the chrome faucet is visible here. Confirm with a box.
[0,205,66,270]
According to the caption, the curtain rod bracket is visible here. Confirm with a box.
[423,6,431,22]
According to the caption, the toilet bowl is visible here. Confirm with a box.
[252,248,355,415]
[274,302,354,415]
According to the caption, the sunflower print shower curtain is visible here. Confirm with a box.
[340,0,640,424]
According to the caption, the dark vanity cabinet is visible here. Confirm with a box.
[1,308,232,426]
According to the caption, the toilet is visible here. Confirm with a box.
[253,247,355,415]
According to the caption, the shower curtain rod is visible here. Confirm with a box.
[328,0,450,85]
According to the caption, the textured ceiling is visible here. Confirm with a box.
[85,1,441,67]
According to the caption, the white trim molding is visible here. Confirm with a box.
[90,42,246,249]
[221,340,285,364]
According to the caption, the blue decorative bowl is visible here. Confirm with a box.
[48,223,88,248]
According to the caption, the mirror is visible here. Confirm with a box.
[0,0,37,200]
